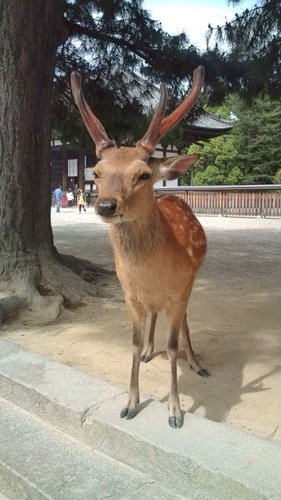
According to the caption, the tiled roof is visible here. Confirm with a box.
[183,111,236,142]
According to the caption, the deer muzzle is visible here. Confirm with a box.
[95,198,118,217]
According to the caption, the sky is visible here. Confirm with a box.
[142,0,253,50]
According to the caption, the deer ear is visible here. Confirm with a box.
[151,154,200,181]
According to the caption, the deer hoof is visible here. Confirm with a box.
[120,407,137,419]
[168,415,183,429]
[141,354,152,363]
[197,368,210,377]
[120,407,129,418]
[126,408,137,419]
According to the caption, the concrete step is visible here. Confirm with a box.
[1,339,281,499]
[0,397,185,500]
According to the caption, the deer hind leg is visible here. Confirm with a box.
[120,299,146,420]
[166,303,187,429]
[141,312,157,363]
[181,313,209,377]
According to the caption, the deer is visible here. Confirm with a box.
[71,66,209,428]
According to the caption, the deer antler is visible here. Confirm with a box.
[138,66,205,154]
[70,72,116,158]
[71,66,204,157]
[137,84,168,154]
[160,66,205,137]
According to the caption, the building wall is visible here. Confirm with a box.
[51,141,178,192]
[51,141,95,192]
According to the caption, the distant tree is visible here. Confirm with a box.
[273,169,281,184]
[53,1,281,145]
[208,0,281,99]
[225,166,243,185]
[182,95,281,186]
[230,96,281,184]
[181,105,240,185]
[193,165,224,186]
[53,0,204,147]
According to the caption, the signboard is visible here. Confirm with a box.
[68,159,78,177]
[84,167,94,181]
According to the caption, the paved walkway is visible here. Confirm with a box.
[1,339,281,499]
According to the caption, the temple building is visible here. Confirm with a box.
[51,111,236,191]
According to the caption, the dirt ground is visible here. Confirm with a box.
[1,206,281,443]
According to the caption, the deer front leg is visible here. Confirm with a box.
[166,303,186,429]
[120,298,146,420]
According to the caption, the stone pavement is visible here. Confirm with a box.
[1,339,281,499]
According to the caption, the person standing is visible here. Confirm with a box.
[77,189,86,213]
[53,186,63,212]
[66,188,74,207]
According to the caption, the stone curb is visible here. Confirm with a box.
[1,397,187,500]
[1,339,281,499]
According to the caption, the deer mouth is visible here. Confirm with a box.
[99,214,124,224]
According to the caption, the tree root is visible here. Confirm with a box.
[0,251,117,327]
[0,295,27,326]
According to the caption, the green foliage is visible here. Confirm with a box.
[182,116,240,185]
[225,166,243,185]
[53,0,204,146]
[208,0,281,99]
[273,169,281,184]
[52,0,281,149]
[229,95,281,184]
[180,95,281,186]
[193,165,224,186]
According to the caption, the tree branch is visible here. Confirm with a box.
[209,5,263,32]
[63,18,157,67]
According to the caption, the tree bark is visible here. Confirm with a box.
[0,0,98,321]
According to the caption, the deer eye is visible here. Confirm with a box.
[139,172,151,180]
[93,171,99,179]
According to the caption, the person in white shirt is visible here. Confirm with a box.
[66,188,74,207]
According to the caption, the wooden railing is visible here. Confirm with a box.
[84,185,281,217]
[154,185,281,218]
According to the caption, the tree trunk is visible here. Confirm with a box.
[0,0,98,323]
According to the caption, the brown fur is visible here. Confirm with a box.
[111,195,206,313]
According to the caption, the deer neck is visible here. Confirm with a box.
[110,204,163,262]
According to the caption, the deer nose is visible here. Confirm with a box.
[96,198,118,216]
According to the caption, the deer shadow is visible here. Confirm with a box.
[158,321,281,426]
